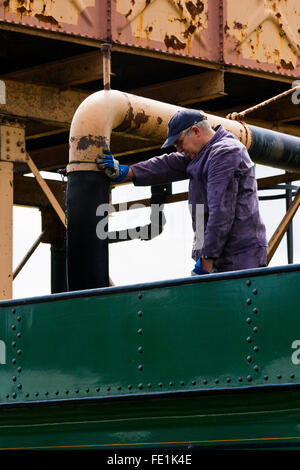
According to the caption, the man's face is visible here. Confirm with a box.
[174,126,203,159]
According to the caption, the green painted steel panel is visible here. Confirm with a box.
[0,389,300,450]
[0,265,300,449]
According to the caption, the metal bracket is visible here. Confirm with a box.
[0,119,26,163]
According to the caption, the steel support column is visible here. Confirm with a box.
[0,161,13,300]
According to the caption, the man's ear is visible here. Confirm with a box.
[192,125,201,136]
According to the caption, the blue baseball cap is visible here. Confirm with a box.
[161,109,207,148]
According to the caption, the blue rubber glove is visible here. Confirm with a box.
[192,258,209,276]
[96,153,129,183]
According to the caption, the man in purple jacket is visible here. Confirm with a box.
[97,109,268,274]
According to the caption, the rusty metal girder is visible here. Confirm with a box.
[0,72,226,128]
[223,0,300,77]
[14,175,65,209]
[0,80,89,126]
[1,51,104,87]
[0,0,105,39]
[0,120,26,163]
[1,0,299,78]
[0,161,13,300]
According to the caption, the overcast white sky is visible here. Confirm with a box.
[12,163,300,299]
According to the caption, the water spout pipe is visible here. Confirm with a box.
[67,89,300,291]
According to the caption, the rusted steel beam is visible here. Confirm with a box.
[21,144,69,173]
[13,175,65,209]
[0,120,26,163]
[1,51,104,87]
[26,154,66,227]
[114,191,189,211]
[101,44,111,91]
[114,173,300,212]
[226,93,300,124]
[0,72,224,128]
[0,161,13,300]
[0,79,90,126]
[17,139,161,174]
[257,173,300,190]
[13,171,300,211]
[267,190,300,265]
[13,229,47,280]
[227,86,300,121]
[131,71,225,105]
[209,105,300,138]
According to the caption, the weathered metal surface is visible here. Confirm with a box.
[68,89,251,168]
[0,120,25,163]
[0,266,300,448]
[223,0,300,77]
[13,175,66,209]
[0,161,13,300]
[26,154,66,227]
[0,79,90,126]
[1,51,104,87]
[0,0,105,38]
[113,0,221,62]
[1,1,299,77]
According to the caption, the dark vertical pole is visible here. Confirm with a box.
[51,238,67,294]
[101,43,111,91]
[66,171,110,291]
[285,176,294,264]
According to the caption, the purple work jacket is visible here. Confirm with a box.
[131,126,267,262]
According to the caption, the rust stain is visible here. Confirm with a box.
[75,135,107,151]
[114,105,150,132]
[114,105,134,132]
[134,110,149,127]
[224,21,230,35]
[164,34,186,50]
[177,1,183,13]
[183,22,196,38]
[185,0,204,20]
[144,24,153,42]
[280,59,294,70]
[233,21,246,30]
[17,6,28,14]
[35,13,59,26]
[6,0,95,26]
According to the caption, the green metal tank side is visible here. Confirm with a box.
[0,265,300,449]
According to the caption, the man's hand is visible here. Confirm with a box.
[201,257,214,273]
[96,153,129,183]
[192,258,209,276]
